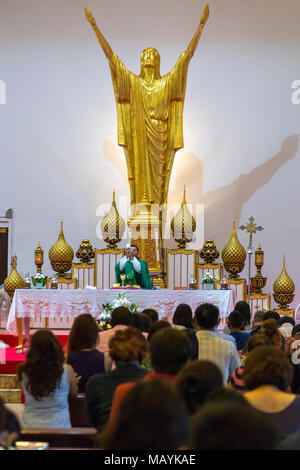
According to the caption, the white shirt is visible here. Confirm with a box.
[119,256,141,273]
[279,323,293,339]
[196,330,241,385]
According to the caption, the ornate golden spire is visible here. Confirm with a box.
[221,219,246,278]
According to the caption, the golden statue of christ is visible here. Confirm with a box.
[85,5,209,209]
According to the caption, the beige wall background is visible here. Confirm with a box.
[0,0,299,309]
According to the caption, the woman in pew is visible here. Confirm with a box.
[17,330,78,428]
[67,314,105,392]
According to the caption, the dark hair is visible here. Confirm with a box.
[279,316,295,327]
[110,306,131,327]
[147,320,171,342]
[142,308,159,324]
[253,310,265,323]
[99,380,189,450]
[206,388,250,407]
[175,360,223,414]
[149,328,192,375]
[263,310,280,325]
[17,330,65,400]
[194,303,219,329]
[235,301,251,326]
[130,312,152,333]
[108,327,148,364]
[67,313,99,352]
[292,324,300,336]
[244,333,272,353]
[189,402,279,450]
[131,244,139,252]
[243,346,294,391]
[184,331,198,360]
[228,310,244,329]
[259,318,283,349]
[172,304,193,329]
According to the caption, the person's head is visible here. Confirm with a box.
[149,327,192,375]
[147,320,172,342]
[99,380,188,450]
[243,346,294,391]
[110,306,131,327]
[263,310,280,325]
[292,324,300,336]
[130,245,139,259]
[0,407,21,447]
[244,333,272,354]
[235,301,251,327]
[172,304,193,330]
[252,310,265,326]
[259,318,283,349]
[125,246,132,258]
[140,48,161,79]
[175,360,223,415]
[17,330,65,400]
[142,308,159,324]
[184,331,199,360]
[108,327,148,365]
[227,310,244,331]
[206,388,250,407]
[67,313,99,352]
[194,303,219,330]
[188,402,279,450]
[130,312,152,333]
[279,315,295,327]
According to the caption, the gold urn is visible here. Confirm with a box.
[4,255,25,300]
[250,243,267,294]
[171,187,196,249]
[35,242,44,273]
[76,239,95,264]
[101,190,125,249]
[199,240,219,264]
[48,221,74,277]
[221,219,246,279]
[273,256,295,309]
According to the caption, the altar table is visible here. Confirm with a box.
[6,288,233,336]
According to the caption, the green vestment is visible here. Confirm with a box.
[115,259,152,289]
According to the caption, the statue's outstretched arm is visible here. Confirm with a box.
[85,7,116,72]
[186,4,209,57]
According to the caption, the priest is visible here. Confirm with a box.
[115,244,152,289]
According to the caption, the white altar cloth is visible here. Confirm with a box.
[6,288,233,335]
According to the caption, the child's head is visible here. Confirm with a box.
[227,310,244,331]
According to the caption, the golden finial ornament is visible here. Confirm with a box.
[221,219,246,278]
[250,243,267,293]
[273,255,295,309]
[48,220,74,277]
[34,242,44,274]
[199,240,219,264]
[3,255,25,300]
[171,187,196,249]
[76,240,95,264]
[101,190,125,249]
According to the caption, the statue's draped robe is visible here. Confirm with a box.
[109,51,192,206]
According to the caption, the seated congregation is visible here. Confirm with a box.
[2,301,300,450]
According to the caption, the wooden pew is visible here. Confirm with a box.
[20,427,97,448]
[68,393,91,427]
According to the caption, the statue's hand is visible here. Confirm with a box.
[200,4,209,26]
[85,6,96,26]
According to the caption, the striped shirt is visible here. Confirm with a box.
[196,330,241,385]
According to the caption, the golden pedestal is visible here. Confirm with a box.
[274,308,295,318]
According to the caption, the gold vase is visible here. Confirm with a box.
[199,239,219,264]
[4,255,25,300]
[171,187,196,249]
[273,256,295,309]
[221,219,246,279]
[101,190,125,249]
[35,242,44,274]
[48,221,74,277]
[250,244,267,294]
[76,239,95,264]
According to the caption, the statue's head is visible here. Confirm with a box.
[140,48,161,79]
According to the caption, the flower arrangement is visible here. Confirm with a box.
[32,272,46,288]
[96,292,140,331]
[201,272,215,285]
